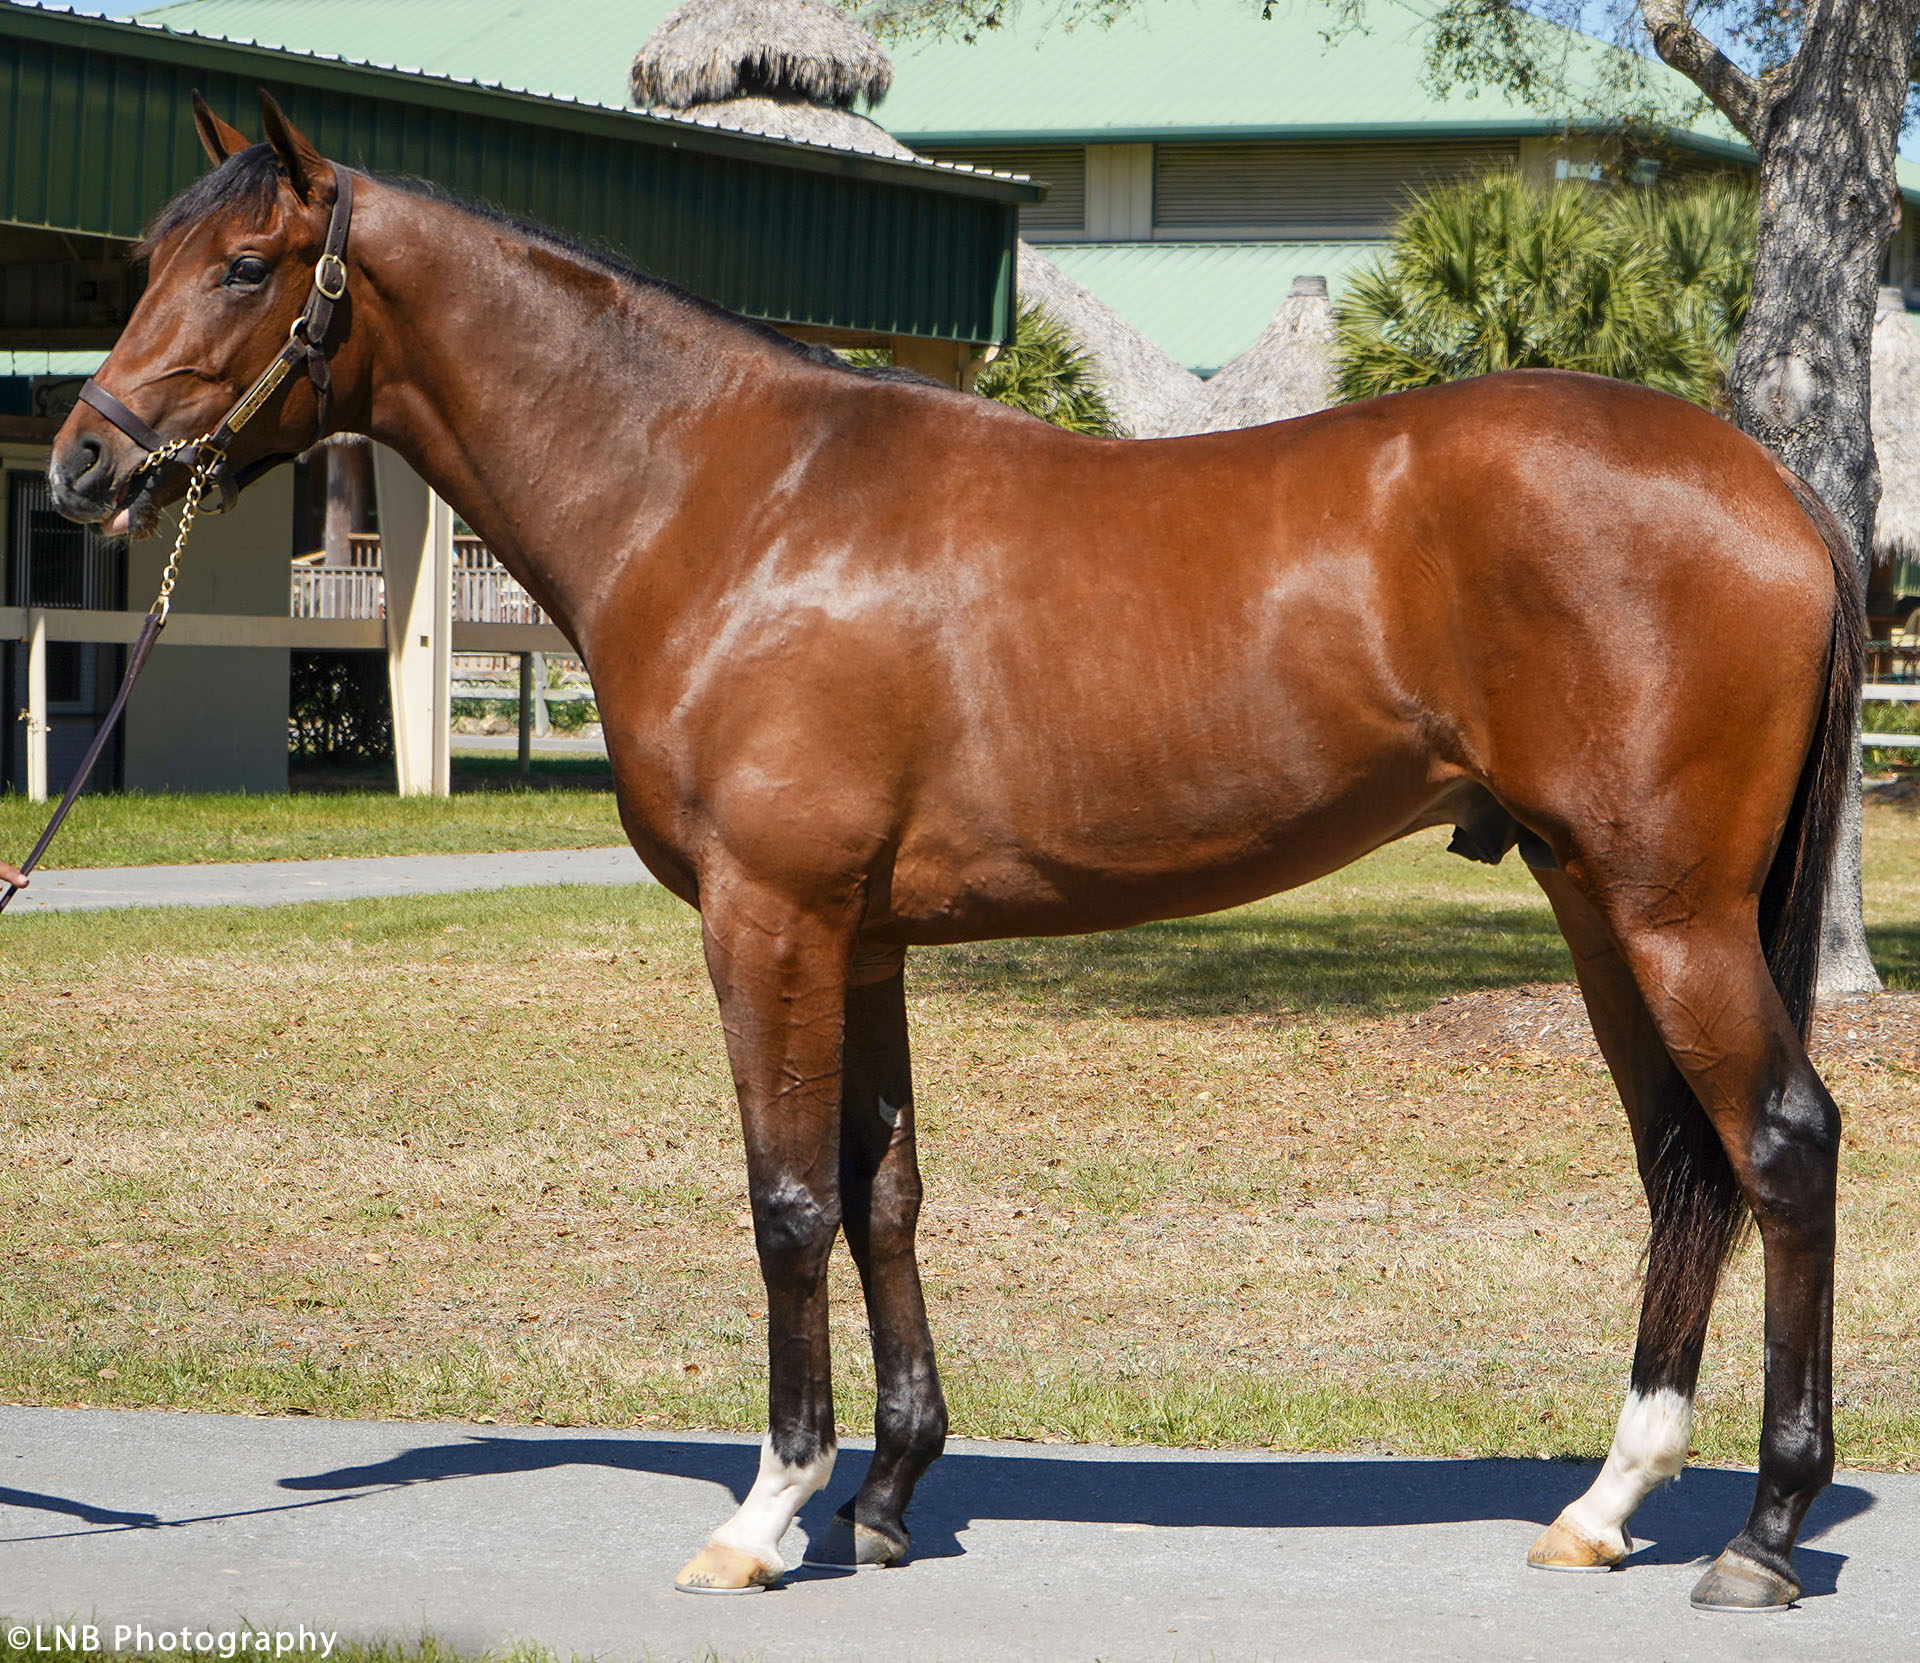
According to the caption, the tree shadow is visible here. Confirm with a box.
[1867,923,1920,990]
[915,901,1573,1022]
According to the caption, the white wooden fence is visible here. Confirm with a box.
[1863,684,1920,749]
[291,535,550,626]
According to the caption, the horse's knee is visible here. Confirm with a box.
[752,1177,840,1274]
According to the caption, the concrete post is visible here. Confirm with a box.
[372,446,453,797]
[24,607,46,804]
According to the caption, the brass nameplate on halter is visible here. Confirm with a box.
[226,352,298,435]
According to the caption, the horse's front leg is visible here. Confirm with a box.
[673,876,853,1594]
[820,957,947,1566]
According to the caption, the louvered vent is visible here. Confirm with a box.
[1154,141,1521,234]
[919,146,1086,232]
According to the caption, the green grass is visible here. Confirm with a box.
[0,779,622,869]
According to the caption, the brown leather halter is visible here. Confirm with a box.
[77,162,354,510]
[0,163,355,915]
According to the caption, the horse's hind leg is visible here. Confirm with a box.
[816,958,948,1566]
[1526,871,1741,1573]
[1555,878,1837,1609]
[673,876,851,1593]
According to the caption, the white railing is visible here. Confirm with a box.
[290,560,386,620]
[1862,683,1920,749]
[290,537,551,626]
[453,563,545,625]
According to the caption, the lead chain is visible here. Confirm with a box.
[141,440,224,625]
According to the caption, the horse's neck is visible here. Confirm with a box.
[352,187,787,648]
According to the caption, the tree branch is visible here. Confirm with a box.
[1639,0,1762,141]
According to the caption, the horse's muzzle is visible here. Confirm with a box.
[46,430,119,525]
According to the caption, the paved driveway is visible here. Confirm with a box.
[0,1407,1909,1661]
[3,848,653,913]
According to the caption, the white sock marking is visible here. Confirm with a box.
[707,1436,837,1574]
[1560,1387,1692,1557]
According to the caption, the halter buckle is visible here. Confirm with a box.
[314,253,347,302]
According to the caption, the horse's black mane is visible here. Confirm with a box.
[138,143,282,256]
[139,144,939,385]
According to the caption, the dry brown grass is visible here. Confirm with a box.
[1,809,1918,1469]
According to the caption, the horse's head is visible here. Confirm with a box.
[49,92,354,538]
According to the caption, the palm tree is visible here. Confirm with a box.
[1333,171,1755,410]
[846,300,1122,436]
[973,301,1122,435]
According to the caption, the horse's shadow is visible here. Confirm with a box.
[265,1435,1867,1598]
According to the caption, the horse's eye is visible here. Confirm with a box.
[225,255,271,288]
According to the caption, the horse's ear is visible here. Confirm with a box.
[256,89,324,202]
[191,91,249,166]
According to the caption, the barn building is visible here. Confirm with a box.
[0,0,1032,797]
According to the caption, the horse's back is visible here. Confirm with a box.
[860,372,1837,925]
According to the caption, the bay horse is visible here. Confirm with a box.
[48,95,1860,1612]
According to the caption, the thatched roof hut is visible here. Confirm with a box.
[632,0,891,110]
[1016,242,1205,439]
[632,0,914,157]
[1872,287,1920,578]
[1188,276,1335,434]
[642,95,920,156]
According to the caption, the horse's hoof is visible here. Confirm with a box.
[1527,1514,1627,1572]
[1690,1550,1798,1612]
[673,1542,779,1594]
[805,1509,909,1568]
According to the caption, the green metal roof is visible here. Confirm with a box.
[0,0,1034,343]
[122,0,1669,142]
[131,0,653,109]
[887,1,1711,145]
[129,0,1859,170]
[1040,239,1378,373]
[129,0,1920,199]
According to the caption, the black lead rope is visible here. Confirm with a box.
[0,609,165,915]
[0,163,356,916]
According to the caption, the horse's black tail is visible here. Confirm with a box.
[1637,462,1862,1374]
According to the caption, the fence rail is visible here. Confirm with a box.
[290,565,385,621]
[291,538,551,627]
[1862,683,1920,749]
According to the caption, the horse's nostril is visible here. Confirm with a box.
[71,435,105,486]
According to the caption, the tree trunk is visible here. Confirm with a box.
[322,437,374,568]
[1718,0,1918,998]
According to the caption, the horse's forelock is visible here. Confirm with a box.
[135,144,284,261]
